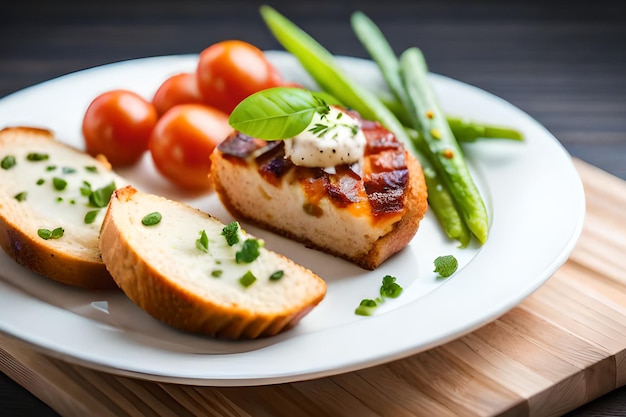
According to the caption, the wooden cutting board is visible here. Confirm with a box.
[1,158,625,417]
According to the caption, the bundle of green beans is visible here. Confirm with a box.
[260,5,523,246]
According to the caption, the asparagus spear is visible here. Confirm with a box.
[399,47,489,243]
[446,116,524,142]
[422,160,472,247]
[259,5,410,146]
[380,96,524,143]
[262,6,489,244]
[351,10,487,244]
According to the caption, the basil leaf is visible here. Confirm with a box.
[229,87,329,140]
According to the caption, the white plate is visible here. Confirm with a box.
[0,51,585,386]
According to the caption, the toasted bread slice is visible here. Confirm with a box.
[0,126,125,289]
[210,117,428,270]
[99,186,327,339]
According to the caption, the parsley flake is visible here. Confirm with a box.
[434,255,458,278]
[355,299,378,316]
[14,191,27,202]
[88,181,116,208]
[221,221,240,246]
[52,177,68,191]
[38,227,64,240]
[269,270,284,281]
[235,239,262,264]
[196,230,209,253]
[239,271,257,288]
[355,275,404,316]
[1,155,16,170]
[26,152,49,162]
[84,209,100,224]
[380,275,403,298]
[141,212,162,226]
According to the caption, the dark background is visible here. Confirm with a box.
[1,0,626,415]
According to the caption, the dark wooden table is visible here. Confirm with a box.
[1,0,625,415]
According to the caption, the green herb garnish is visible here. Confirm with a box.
[84,209,100,224]
[88,181,116,208]
[355,274,404,316]
[38,227,64,240]
[80,181,92,196]
[62,166,76,174]
[1,155,16,169]
[355,299,378,316]
[26,152,49,161]
[196,230,209,253]
[229,87,330,140]
[14,191,27,202]
[307,115,358,139]
[380,275,403,298]
[46,165,57,171]
[433,255,458,278]
[239,270,257,288]
[36,178,45,185]
[52,177,68,191]
[211,270,223,278]
[221,221,240,246]
[269,270,284,281]
[141,212,162,226]
[235,238,262,263]
[85,166,98,173]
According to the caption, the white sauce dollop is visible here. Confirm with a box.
[284,106,366,168]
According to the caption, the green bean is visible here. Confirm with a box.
[400,47,489,243]
[381,96,524,143]
[351,11,405,104]
[446,116,524,142]
[351,10,484,245]
[422,161,471,247]
[259,5,410,146]
[262,6,489,244]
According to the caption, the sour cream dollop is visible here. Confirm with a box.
[283,106,366,168]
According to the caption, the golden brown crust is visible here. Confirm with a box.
[355,150,428,269]
[0,218,116,289]
[0,126,118,290]
[100,186,326,339]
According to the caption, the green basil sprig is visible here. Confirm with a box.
[228,87,331,140]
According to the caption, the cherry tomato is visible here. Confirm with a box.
[151,72,204,116]
[148,104,233,191]
[196,40,283,114]
[82,89,158,166]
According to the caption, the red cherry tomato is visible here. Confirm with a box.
[82,89,158,166]
[152,72,204,116]
[196,40,283,114]
[148,104,233,191]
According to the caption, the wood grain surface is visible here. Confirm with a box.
[1,159,625,417]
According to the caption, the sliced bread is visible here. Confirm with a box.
[99,186,327,339]
[0,126,126,289]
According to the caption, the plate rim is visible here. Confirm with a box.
[0,51,586,386]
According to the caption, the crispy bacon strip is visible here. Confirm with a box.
[217,115,409,218]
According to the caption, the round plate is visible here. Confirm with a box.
[0,51,585,386]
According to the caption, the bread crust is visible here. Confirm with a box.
[210,126,428,270]
[100,186,326,339]
[0,126,119,289]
